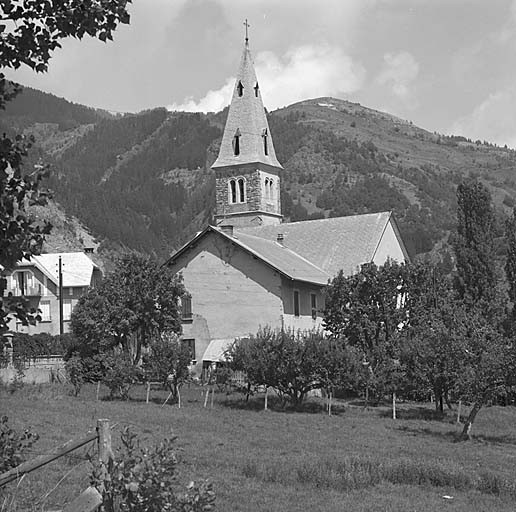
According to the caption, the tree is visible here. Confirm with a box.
[452,181,498,308]
[505,207,516,331]
[324,260,408,404]
[226,329,355,408]
[143,333,192,404]
[71,254,186,368]
[400,262,463,411]
[455,310,509,440]
[0,0,132,332]
[450,181,509,439]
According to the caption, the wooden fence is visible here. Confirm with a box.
[0,419,113,512]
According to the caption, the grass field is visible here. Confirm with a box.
[2,383,516,511]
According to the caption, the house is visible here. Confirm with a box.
[166,37,409,374]
[2,251,102,335]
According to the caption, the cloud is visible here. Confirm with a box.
[377,51,419,101]
[450,87,516,148]
[168,44,365,112]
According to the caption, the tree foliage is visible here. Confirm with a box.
[400,263,463,409]
[324,260,408,400]
[0,0,132,332]
[226,329,357,407]
[71,253,186,365]
[143,333,192,402]
[452,181,498,307]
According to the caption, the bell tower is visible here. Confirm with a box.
[212,31,283,227]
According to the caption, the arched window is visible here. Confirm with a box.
[233,128,241,156]
[229,179,237,203]
[264,178,270,200]
[237,81,244,97]
[238,178,245,202]
[262,128,268,156]
[254,82,259,97]
[268,178,274,200]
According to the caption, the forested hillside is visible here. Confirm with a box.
[7,87,516,263]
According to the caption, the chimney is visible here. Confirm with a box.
[277,233,284,245]
[220,225,234,237]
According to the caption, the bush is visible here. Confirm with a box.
[91,427,215,511]
[65,354,85,396]
[143,333,191,403]
[0,416,39,474]
[102,352,142,400]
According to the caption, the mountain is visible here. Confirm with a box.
[6,87,516,265]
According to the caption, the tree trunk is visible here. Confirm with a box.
[392,392,396,420]
[460,401,483,441]
[445,391,453,410]
[364,386,369,409]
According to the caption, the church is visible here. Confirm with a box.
[165,37,409,374]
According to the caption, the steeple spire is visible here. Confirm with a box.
[212,35,283,228]
[211,39,282,170]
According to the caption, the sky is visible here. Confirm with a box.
[5,0,516,148]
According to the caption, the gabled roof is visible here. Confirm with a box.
[167,212,408,285]
[167,225,330,286]
[211,41,282,170]
[18,252,98,287]
[237,211,407,277]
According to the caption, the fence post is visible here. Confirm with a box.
[97,419,112,464]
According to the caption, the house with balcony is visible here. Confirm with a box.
[2,251,102,335]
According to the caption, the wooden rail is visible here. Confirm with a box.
[0,419,112,512]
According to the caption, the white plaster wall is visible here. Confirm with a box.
[281,278,325,332]
[372,220,407,266]
[168,232,284,364]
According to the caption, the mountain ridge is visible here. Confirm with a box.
[5,86,515,269]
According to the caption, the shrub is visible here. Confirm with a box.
[91,427,215,511]
[0,416,39,474]
[102,352,142,400]
[143,333,191,403]
[65,354,85,396]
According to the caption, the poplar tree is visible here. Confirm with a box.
[452,180,497,307]
[451,181,508,440]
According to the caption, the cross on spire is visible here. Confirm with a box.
[243,19,250,44]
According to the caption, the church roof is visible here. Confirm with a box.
[236,211,403,278]
[167,211,408,286]
[229,230,330,285]
[211,41,282,170]
[167,225,330,286]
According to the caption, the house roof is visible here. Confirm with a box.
[211,41,282,170]
[18,252,98,287]
[237,211,404,277]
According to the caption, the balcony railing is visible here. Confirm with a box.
[3,284,43,297]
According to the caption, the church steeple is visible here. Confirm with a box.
[212,34,283,228]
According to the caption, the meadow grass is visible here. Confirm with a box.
[2,382,516,511]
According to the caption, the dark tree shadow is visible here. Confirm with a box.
[396,425,461,442]
[379,406,450,422]
[221,395,346,415]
